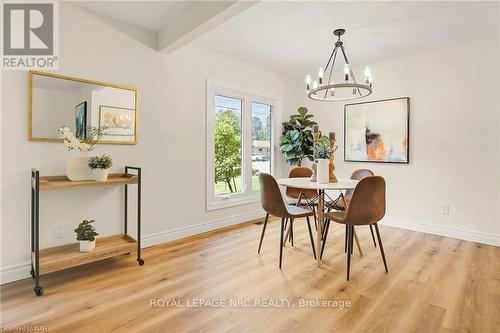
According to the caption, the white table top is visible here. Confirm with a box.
[277,177,358,190]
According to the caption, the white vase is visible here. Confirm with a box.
[93,169,109,182]
[316,158,330,183]
[79,240,96,252]
[66,151,93,181]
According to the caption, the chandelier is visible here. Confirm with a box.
[305,29,373,102]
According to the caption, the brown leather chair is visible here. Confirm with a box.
[325,176,388,280]
[285,166,319,239]
[336,169,375,209]
[285,167,318,205]
[340,169,377,247]
[258,173,316,269]
[321,169,376,259]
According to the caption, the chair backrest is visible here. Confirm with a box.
[344,176,386,225]
[344,169,374,203]
[351,169,374,180]
[259,173,288,218]
[285,167,317,199]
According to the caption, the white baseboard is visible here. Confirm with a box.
[0,210,265,285]
[141,210,265,248]
[381,217,500,247]
[0,261,32,285]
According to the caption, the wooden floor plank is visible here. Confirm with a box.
[1,219,499,333]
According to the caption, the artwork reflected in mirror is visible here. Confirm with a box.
[99,106,135,137]
[75,101,87,139]
[29,71,138,144]
[344,97,409,164]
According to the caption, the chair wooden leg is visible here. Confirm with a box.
[306,216,316,260]
[283,219,291,247]
[347,225,353,281]
[320,219,330,260]
[290,218,294,247]
[353,227,363,256]
[374,224,388,272]
[279,218,285,269]
[312,206,317,230]
[257,213,269,253]
[369,224,377,247]
[344,225,348,253]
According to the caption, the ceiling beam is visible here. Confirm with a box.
[158,1,258,55]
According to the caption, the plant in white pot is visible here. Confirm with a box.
[88,155,113,181]
[74,219,99,252]
[57,127,106,181]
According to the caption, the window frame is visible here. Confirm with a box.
[206,79,277,211]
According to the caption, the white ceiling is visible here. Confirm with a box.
[75,1,200,31]
[75,1,500,78]
[193,1,500,77]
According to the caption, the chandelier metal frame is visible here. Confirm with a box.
[306,29,373,102]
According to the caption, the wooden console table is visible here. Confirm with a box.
[30,166,144,296]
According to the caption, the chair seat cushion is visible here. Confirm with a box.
[325,211,347,223]
[285,205,314,218]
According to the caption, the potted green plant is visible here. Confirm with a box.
[88,154,113,181]
[74,219,99,252]
[279,107,330,166]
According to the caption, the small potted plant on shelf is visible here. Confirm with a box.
[74,219,99,252]
[88,154,113,181]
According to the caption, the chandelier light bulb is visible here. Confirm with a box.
[364,66,371,77]
[344,64,350,81]
[305,74,312,91]
[364,67,372,83]
[312,80,318,90]
[305,75,312,85]
[318,67,324,84]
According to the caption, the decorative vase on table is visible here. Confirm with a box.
[57,126,106,182]
[66,151,93,181]
[316,158,330,183]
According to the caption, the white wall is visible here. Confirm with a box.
[32,88,78,137]
[0,3,299,282]
[296,38,500,244]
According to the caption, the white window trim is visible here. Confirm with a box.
[206,79,278,211]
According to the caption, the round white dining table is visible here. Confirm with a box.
[276,177,359,267]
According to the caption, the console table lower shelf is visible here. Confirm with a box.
[35,235,137,276]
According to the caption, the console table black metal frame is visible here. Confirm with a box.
[30,166,143,296]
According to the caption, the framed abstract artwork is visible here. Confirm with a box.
[344,97,410,164]
[75,101,87,139]
[99,105,136,137]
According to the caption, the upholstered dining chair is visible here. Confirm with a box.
[320,169,376,260]
[257,173,316,269]
[285,167,318,206]
[284,167,318,241]
[324,176,388,280]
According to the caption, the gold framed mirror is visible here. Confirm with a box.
[29,71,138,145]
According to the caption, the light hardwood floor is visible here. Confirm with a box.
[1,218,499,333]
